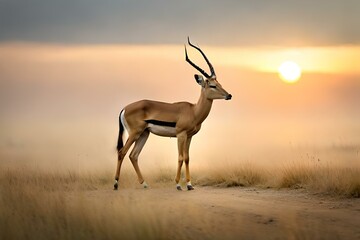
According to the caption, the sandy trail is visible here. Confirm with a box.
[79,186,360,240]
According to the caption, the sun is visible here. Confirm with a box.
[278,61,302,83]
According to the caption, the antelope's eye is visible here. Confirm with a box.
[209,85,216,88]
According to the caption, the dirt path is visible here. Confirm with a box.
[80,186,360,240]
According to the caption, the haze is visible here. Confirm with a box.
[0,1,359,173]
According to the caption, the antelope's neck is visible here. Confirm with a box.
[194,89,213,125]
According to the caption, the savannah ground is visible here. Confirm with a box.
[1,162,359,240]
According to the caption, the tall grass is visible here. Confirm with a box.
[278,162,360,197]
[0,172,162,240]
[192,161,360,198]
[0,160,359,239]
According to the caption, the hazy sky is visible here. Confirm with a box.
[0,1,359,171]
[1,0,359,46]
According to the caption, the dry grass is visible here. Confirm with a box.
[192,161,360,198]
[0,168,167,240]
[0,160,359,239]
[278,162,360,197]
[194,162,267,187]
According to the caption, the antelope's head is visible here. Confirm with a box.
[185,37,232,101]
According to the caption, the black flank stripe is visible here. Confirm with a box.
[145,119,176,127]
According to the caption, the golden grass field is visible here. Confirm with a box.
[1,160,359,240]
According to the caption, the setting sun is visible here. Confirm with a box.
[278,61,302,83]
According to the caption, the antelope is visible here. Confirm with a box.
[114,37,232,191]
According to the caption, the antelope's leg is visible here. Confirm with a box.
[129,130,150,187]
[114,156,123,190]
[175,132,187,190]
[184,137,194,190]
[114,132,140,190]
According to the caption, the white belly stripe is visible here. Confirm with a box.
[148,123,176,137]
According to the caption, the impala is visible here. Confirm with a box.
[114,37,232,191]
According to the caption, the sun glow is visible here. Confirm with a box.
[278,61,302,83]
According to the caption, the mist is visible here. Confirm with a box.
[0,43,359,175]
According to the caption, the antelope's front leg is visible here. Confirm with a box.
[175,132,194,191]
[184,137,194,190]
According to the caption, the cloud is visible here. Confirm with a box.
[0,0,359,46]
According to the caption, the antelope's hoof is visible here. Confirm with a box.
[142,182,149,189]
[187,185,195,191]
[114,183,118,190]
[176,186,182,191]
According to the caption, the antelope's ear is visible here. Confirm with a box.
[194,74,204,85]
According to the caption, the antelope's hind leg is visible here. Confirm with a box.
[129,130,150,188]
[114,132,141,190]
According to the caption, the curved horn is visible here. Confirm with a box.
[185,37,215,78]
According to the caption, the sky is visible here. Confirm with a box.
[0,0,360,46]
[0,1,359,172]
